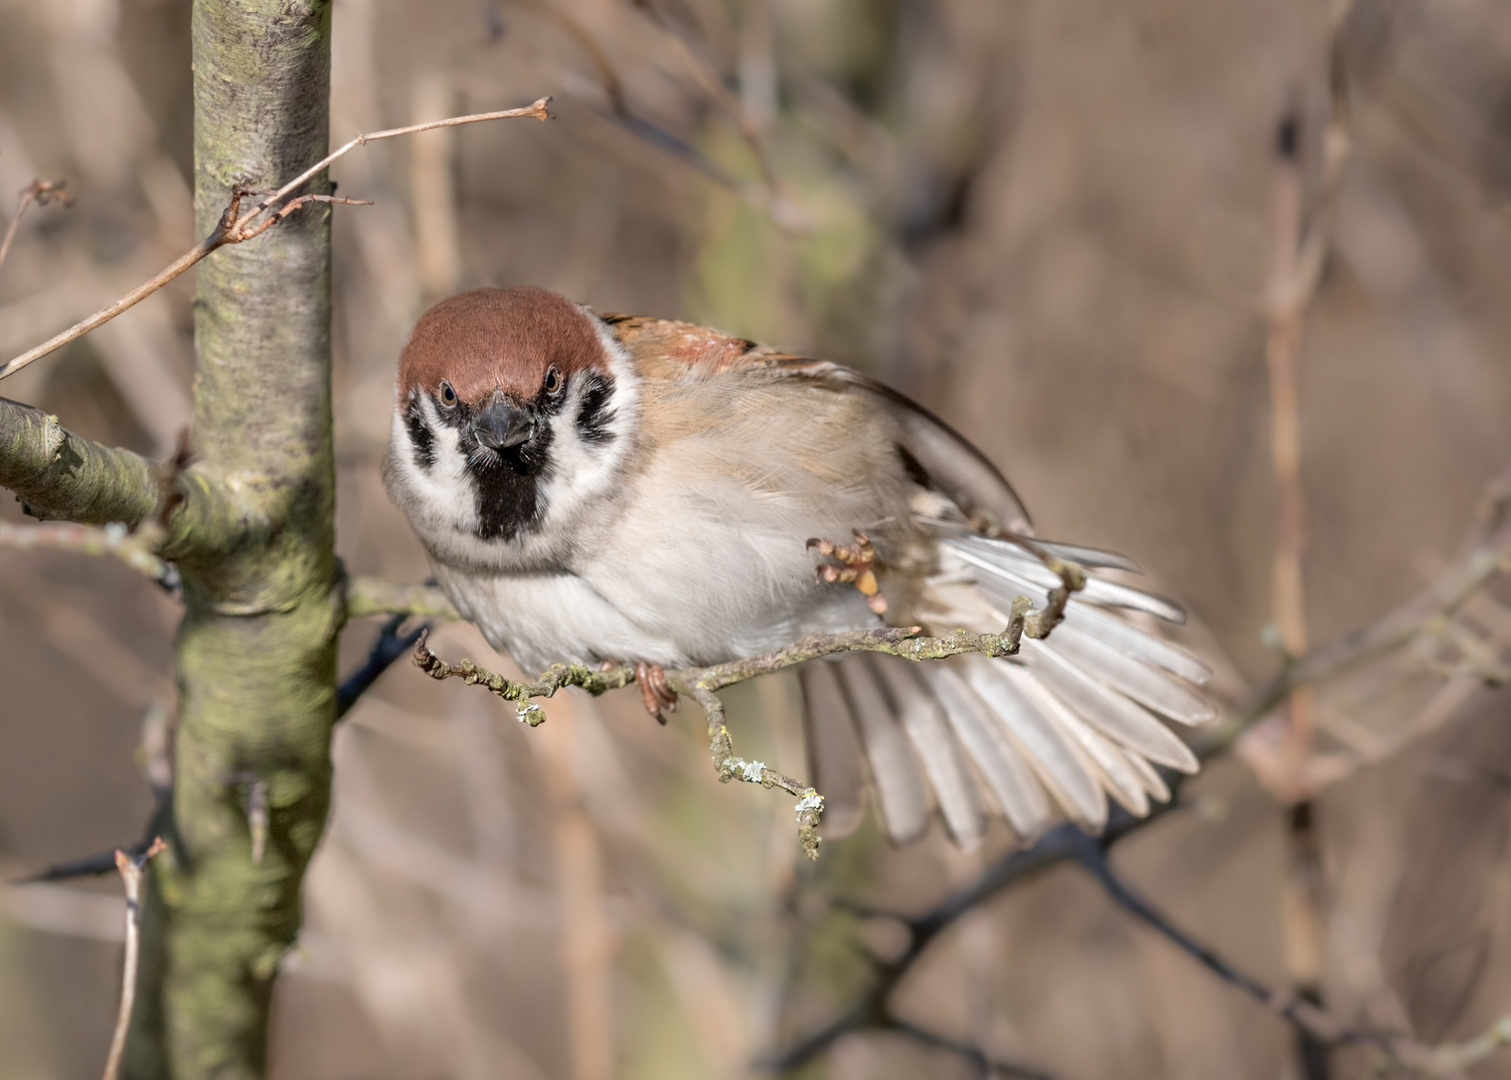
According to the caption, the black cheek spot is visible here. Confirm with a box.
[576,373,616,444]
[406,399,435,471]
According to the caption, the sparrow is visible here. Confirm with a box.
[384,286,1214,851]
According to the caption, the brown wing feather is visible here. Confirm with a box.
[597,314,1033,532]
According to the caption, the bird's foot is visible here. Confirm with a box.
[807,530,888,615]
[634,660,677,724]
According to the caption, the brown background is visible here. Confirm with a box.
[2,0,1511,1077]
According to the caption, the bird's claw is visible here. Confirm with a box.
[635,660,677,723]
[807,530,888,615]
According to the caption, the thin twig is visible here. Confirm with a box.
[0,520,174,587]
[0,98,551,382]
[1253,0,1352,807]
[683,679,827,860]
[759,815,1148,1073]
[1074,836,1359,1046]
[1073,836,1511,1078]
[411,622,1065,713]
[637,9,800,225]
[336,613,429,719]
[412,559,1084,859]
[102,836,167,1080]
[504,3,804,228]
[344,574,459,620]
[1202,463,1511,760]
[882,1017,1055,1080]
[0,179,74,274]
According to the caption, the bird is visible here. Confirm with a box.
[383,285,1214,851]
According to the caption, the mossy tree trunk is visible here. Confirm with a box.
[124,1,337,1075]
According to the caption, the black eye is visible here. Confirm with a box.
[543,366,563,396]
[438,380,457,408]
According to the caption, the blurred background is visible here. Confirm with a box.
[3,0,1511,1076]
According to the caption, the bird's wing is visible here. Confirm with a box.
[598,313,1032,533]
[600,313,1213,851]
[799,542,1215,850]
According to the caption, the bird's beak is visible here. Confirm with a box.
[471,395,535,450]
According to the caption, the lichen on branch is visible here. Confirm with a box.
[344,574,459,620]
[410,554,1084,862]
[0,397,245,557]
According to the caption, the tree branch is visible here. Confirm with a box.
[0,179,74,274]
[336,613,429,719]
[0,521,175,586]
[1197,465,1511,762]
[411,580,1086,862]
[101,837,166,1080]
[1073,836,1511,1078]
[0,99,552,384]
[759,811,1156,1072]
[344,574,459,620]
[0,396,246,553]
[882,1017,1055,1080]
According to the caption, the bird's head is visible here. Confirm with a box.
[384,286,636,560]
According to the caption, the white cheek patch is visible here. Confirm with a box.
[534,321,640,527]
[387,393,480,537]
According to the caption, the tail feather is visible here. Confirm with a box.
[1047,624,1215,725]
[835,655,931,844]
[921,516,1143,574]
[798,661,867,838]
[1027,684,1152,817]
[1029,643,1200,772]
[926,665,1053,837]
[963,658,1108,828]
[1026,538,1144,574]
[948,537,1188,623]
[873,659,987,850]
[1124,752,1173,802]
[1130,752,1172,803]
[1062,604,1211,684]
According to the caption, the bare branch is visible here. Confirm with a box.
[102,837,167,1080]
[760,817,1132,1072]
[0,98,551,383]
[681,679,826,861]
[1255,42,1356,1060]
[0,179,74,274]
[412,556,1083,862]
[411,620,1067,715]
[626,2,806,230]
[882,1018,1055,1080]
[336,614,429,719]
[0,520,174,586]
[497,4,803,228]
[1074,837,1511,1078]
[255,97,550,218]
[1198,465,1511,761]
[413,629,638,713]
[0,397,243,553]
[344,574,459,620]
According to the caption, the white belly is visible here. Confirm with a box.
[432,366,911,671]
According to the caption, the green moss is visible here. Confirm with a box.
[120,1,340,1076]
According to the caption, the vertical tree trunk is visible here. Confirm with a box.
[126,1,337,1075]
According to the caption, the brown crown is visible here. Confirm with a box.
[397,286,607,405]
